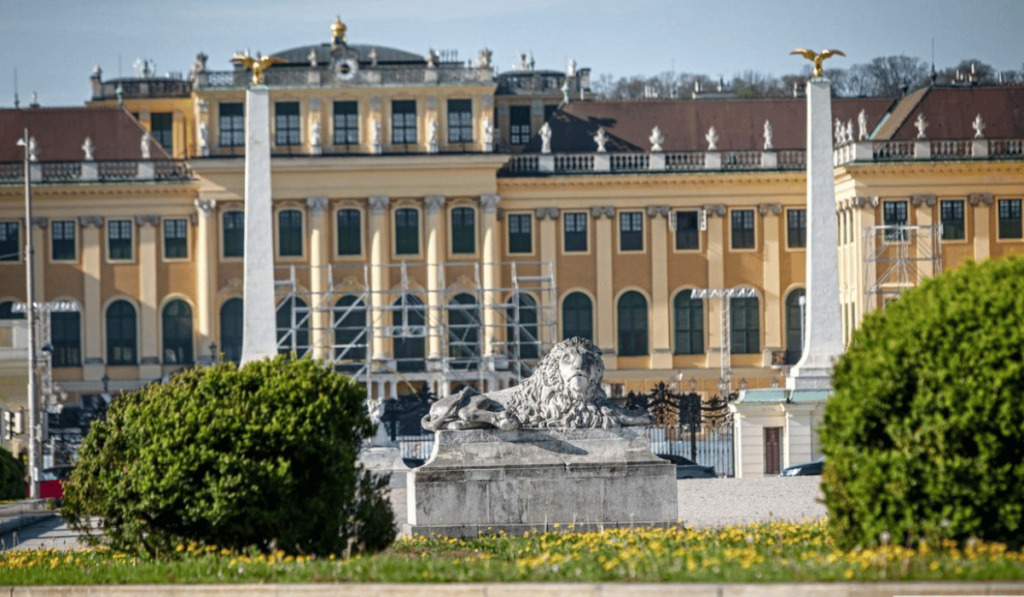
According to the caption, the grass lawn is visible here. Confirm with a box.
[2,520,1024,585]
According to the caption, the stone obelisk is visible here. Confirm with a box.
[240,83,278,363]
[787,77,843,390]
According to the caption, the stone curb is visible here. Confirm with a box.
[5,583,1024,596]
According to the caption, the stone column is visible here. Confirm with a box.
[307,196,329,361]
[79,217,104,380]
[480,195,501,365]
[536,207,559,348]
[704,205,726,369]
[969,193,993,262]
[368,196,391,363]
[424,195,445,365]
[136,215,161,379]
[592,207,616,370]
[759,203,783,360]
[193,198,217,364]
[912,194,936,278]
[787,79,842,391]
[241,85,278,364]
[854,197,878,318]
[648,206,672,370]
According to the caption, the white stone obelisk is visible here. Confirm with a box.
[240,85,278,363]
[787,79,843,390]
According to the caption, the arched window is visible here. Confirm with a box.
[220,299,243,363]
[673,290,704,355]
[0,300,24,320]
[448,293,480,369]
[393,294,425,372]
[561,292,592,342]
[785,289,806,365]
[507,293,538,360]
[161,300,193,365]
[334,295,366,371]
[276,296,310,357]
[617,291,648,356]
[52,310,81,367]
[730,295,760,355]
[106,300,137,365]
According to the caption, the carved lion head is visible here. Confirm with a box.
[541,337,604,404]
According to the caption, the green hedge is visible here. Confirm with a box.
[63,355,396,556]
[0,445,25,500]
[822,256,1024,550]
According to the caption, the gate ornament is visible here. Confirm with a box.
[790,48,846,79]
[421,337,652,430]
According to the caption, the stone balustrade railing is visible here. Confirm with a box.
[835,138,1024,165]
[501,150,804,175]
[0,160,192,184]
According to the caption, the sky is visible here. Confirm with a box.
[2,0,1023,108]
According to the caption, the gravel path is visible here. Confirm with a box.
[389,475,826,534]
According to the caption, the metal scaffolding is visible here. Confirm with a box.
[863,225,942,309]
[272,260,557,399]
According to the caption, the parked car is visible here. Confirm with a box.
[656,453,717,479]
[782,455,825,477]
[36,465,74,500]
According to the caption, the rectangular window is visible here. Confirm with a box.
[52,312,81,367]
[395,208,419,255]
[883,200,908,241]
[51,220,76,261]
[391,100,417,145]
[163,218,188,259]
[998,199,1022,240]
[333,101,359,146]
[107,219,133,260]
[447,99,473,143]
[510,106,531,145]
[278,210,303,257]
[336,209,361,255]
[564,212,588,252]
[151,112,173,152]
[787,209,807,248]
[0,221,18,262]
[619,212,644,251]
[940,200,965,241]
[219,103,245,147]
[451,207,475,254]
[675,211,699,250]
[731,210,755,249]
[508,214,532,254]
[223,211,244,258]
[730,296,760,354]
[275,102,301,146]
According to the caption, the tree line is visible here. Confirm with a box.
[591,55,1024,100]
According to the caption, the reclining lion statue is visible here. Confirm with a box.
[421,337,652,431]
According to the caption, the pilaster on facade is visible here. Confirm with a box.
[912,195,936,279]
[368,196,391,362]
[535,206,559,348]
[135,216,161,380]
[77,217,104,379]
[704,205,726,368]
[647,206,672,369]
[194,198,217,362]
[306,196,330,360]
[424,195,446,361]
[479,194,501,361]
[969,193,993,262]
[591,207,616,369]
[758,203,782,362]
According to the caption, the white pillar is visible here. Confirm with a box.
[241,86,278,364]
[425,196,445,363]
[787,79,843,391]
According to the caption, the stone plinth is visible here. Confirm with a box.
[406,428,677,537]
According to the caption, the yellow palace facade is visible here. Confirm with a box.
[2,19,1024,418]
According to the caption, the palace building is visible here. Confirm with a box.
[2,19,1023,448]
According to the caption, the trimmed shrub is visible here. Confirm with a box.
[62,355,396,556]
[822,257,1024,550]
[0,445,25,500]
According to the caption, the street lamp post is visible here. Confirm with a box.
[17,128,39,499]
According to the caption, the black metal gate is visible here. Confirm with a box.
[625,382,736,477]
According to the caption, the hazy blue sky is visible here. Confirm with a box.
[2,0,1022,107]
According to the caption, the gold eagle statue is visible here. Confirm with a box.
[790,48,846,78]
[231,53,288,85]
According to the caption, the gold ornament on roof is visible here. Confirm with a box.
[790,48,846,78]
[231,52,287,85]
[332,16,347,44]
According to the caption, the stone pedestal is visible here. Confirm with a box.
[406,428,677,537]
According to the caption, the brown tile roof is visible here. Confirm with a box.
[0,107,169,162]
[878,86,1024,140]
[528,96,896,153]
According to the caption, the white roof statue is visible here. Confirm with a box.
[540,122,552,154]
[972,113,986,139]
[28,136,39,162]
[140,132,152,159]
[845,120,854,146]
[705,126,718,151]
[594,127,608,153]
[915,113,928,140]
[82,136,95,161]
[763,120,773,151]
[476,48,492,69]
[649,126,664,152]
[858,109,869,140]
